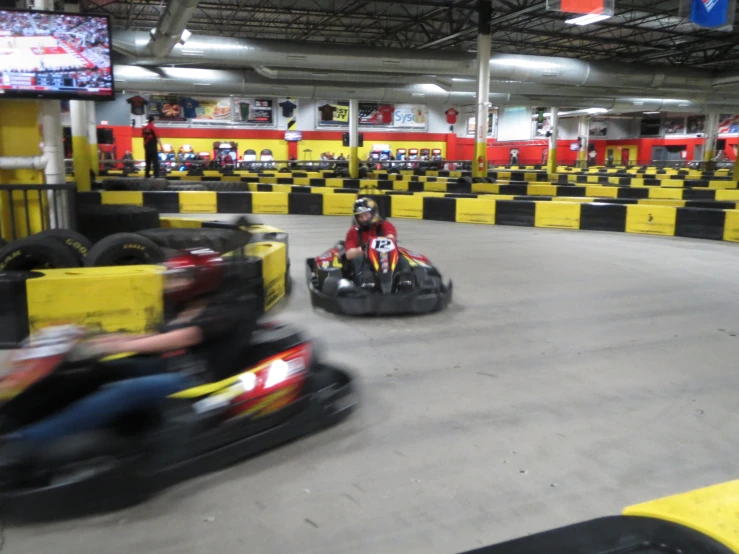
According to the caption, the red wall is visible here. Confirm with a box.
[100,125,739,165]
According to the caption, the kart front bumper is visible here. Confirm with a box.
[0,364,355,523]
[309,279,453,316]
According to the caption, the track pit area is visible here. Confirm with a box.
[10,215,739,554]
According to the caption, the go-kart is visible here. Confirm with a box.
[0,323,356,522]
[305,235,452,316]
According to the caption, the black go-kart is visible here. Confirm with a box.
[0,322,356,522]
[305,236,452,316]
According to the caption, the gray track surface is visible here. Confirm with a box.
[8,215,739,554]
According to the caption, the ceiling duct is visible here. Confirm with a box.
[112,30,722,95]
[113,65,739,112]
[145,0,201,58]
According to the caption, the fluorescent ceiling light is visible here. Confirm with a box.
[565,13,612,25]
[643,111,660,114]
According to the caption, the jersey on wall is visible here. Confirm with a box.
[127,95,148,115]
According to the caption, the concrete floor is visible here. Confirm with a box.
[7,216,739,554]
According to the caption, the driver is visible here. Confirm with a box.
[344,197,411,287]
[0,248,261,470]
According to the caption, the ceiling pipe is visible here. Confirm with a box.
[111,30,724,94]
[145,0,201,57]
[0,155,49,170]
[113,65,739,112]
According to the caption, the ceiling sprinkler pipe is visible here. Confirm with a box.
[0,155,49,170]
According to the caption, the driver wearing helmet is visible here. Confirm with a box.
[0,248,260,470]
[345,197,411,286]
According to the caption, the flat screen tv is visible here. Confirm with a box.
[0,9,114,101]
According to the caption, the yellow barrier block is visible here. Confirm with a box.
[723,210,739,242]
[390,195,424,219]
[310,187,335,195]
[534,201,580,230]
[661,179,685,188]
[647,187,683,200]
[182,175,204,181]
[101,191,143,206]
[638,199,685,207]
[179,191,217,213]
[222,176,241,182]
[325,179,345,188]
[203,171,220,177]
[553,197,595,203]
[497,171,511,180]
[293,178,310,186]
[252,192,289,214]
[523,172,538,182]
[455,197,496,224]
[416,192,446,197]
[26,266,164,334]
[245,241,287,312]
[715,190,739,201]
[528,184,557,196]
[259,177,277,185]
[625,205,676,236]
[630,178,645,187]
[323,193,357,215]
[471,183,500,194]
[586,175,600,183]
[709,180,739,190]
[392,181,409,191]
[160,217,203,229]
[585,185,618,198]
[623,480,739,553]
[424,181,448,192]
[272,184,293,194]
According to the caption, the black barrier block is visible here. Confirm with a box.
[167,176,181,181]
[617,188,649,199]
[426,177,438,182]
[423,197,456,222]
[386,191,414,196]
[557,175,569,184]
[580,203,627,232]
[535,173,548,182]
[342,179,360,189]
[292,172,308,178]
[277,178,293,185]
[255,184,272,192]
[682,189,717,200]
[217,192,253,213]
[77,192,102,205]
[498,184,528,195]
[438,171,450,177]
[685,179,710,187]
[368,194,390,216]
[336,189,359,194]
[510,171,524,181]
[446,193,478,199]
[496,201,535,227]
[290,186,312,193]
[644,178,660,186]
[201,176,221,181]
[288,193,323,215]
[576,175,588,183]
[240,177,259,183]
[377,180,394,189]
[309,179,326,187]
[408,182,425,192]
[605,198,638,205]
[618,177,631,185]
[0,271,40,348]
[556,186,586,197]
[686,201,737,210]
[143,191,180,213]
[675,208,726,241]
[597,176,609,184]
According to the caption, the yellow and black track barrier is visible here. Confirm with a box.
[78,190,739,244]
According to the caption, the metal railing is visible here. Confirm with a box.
[0,183,78,242]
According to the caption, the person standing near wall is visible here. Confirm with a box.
[142,115,163,178]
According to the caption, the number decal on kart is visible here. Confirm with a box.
[371,238,395,253]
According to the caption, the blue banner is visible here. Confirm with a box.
[690,0,729,27]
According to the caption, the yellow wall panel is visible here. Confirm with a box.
[101,191,143,206]
[534,201,581,230]
[455,198,496,224]
[252,192,288,214]
[179,191,217,213]
[390,195,424,219]
[625,205,676,236]
[323,193,357,215]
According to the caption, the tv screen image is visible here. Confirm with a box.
[0,9,114,100]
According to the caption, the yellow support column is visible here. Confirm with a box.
[734,151,739,183]
[70,100,91,191]
[546,106,559,177]
[349,99,359,179]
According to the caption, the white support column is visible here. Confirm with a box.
[578,115,590,169]
[547,106,558,176]
[473,0,492,177]
[349,98,359,179]
[704,111,719,171]
[70,100,91,191]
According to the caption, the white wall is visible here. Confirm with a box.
[498,106,533,141]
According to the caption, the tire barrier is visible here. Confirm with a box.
[84,233,167,267]
[76,203,161,243]
[0,235,80,272]
[33,229,92,266]
[79,190,739,244]
[0,271,40,348]
[555,174,736,188]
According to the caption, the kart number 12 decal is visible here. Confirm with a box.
[371,238,395,253]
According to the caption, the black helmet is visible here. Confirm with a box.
[353,197,380,230]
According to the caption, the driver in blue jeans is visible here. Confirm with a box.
[345,197,411,288]
[0,248,260,470]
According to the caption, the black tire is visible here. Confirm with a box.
[0,235,80,271]
[85,233,166,267]
[166,184,208,191]
[137,227,251,254]
[33,229,92,266]
[0,238,6,248]
[77,204,161,244]
[485,177,496,183]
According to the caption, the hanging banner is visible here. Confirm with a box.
[393,104,429,129]
[233,98,275,125]
[718,113,739,134]
[147,94,186,121]
[663,117,686,135]
[547,0,614,15]
[359,103,396,126]
[589,118,607,137]
[316,101,350,126]
[190,98,233,121]
[680,0,735,28]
